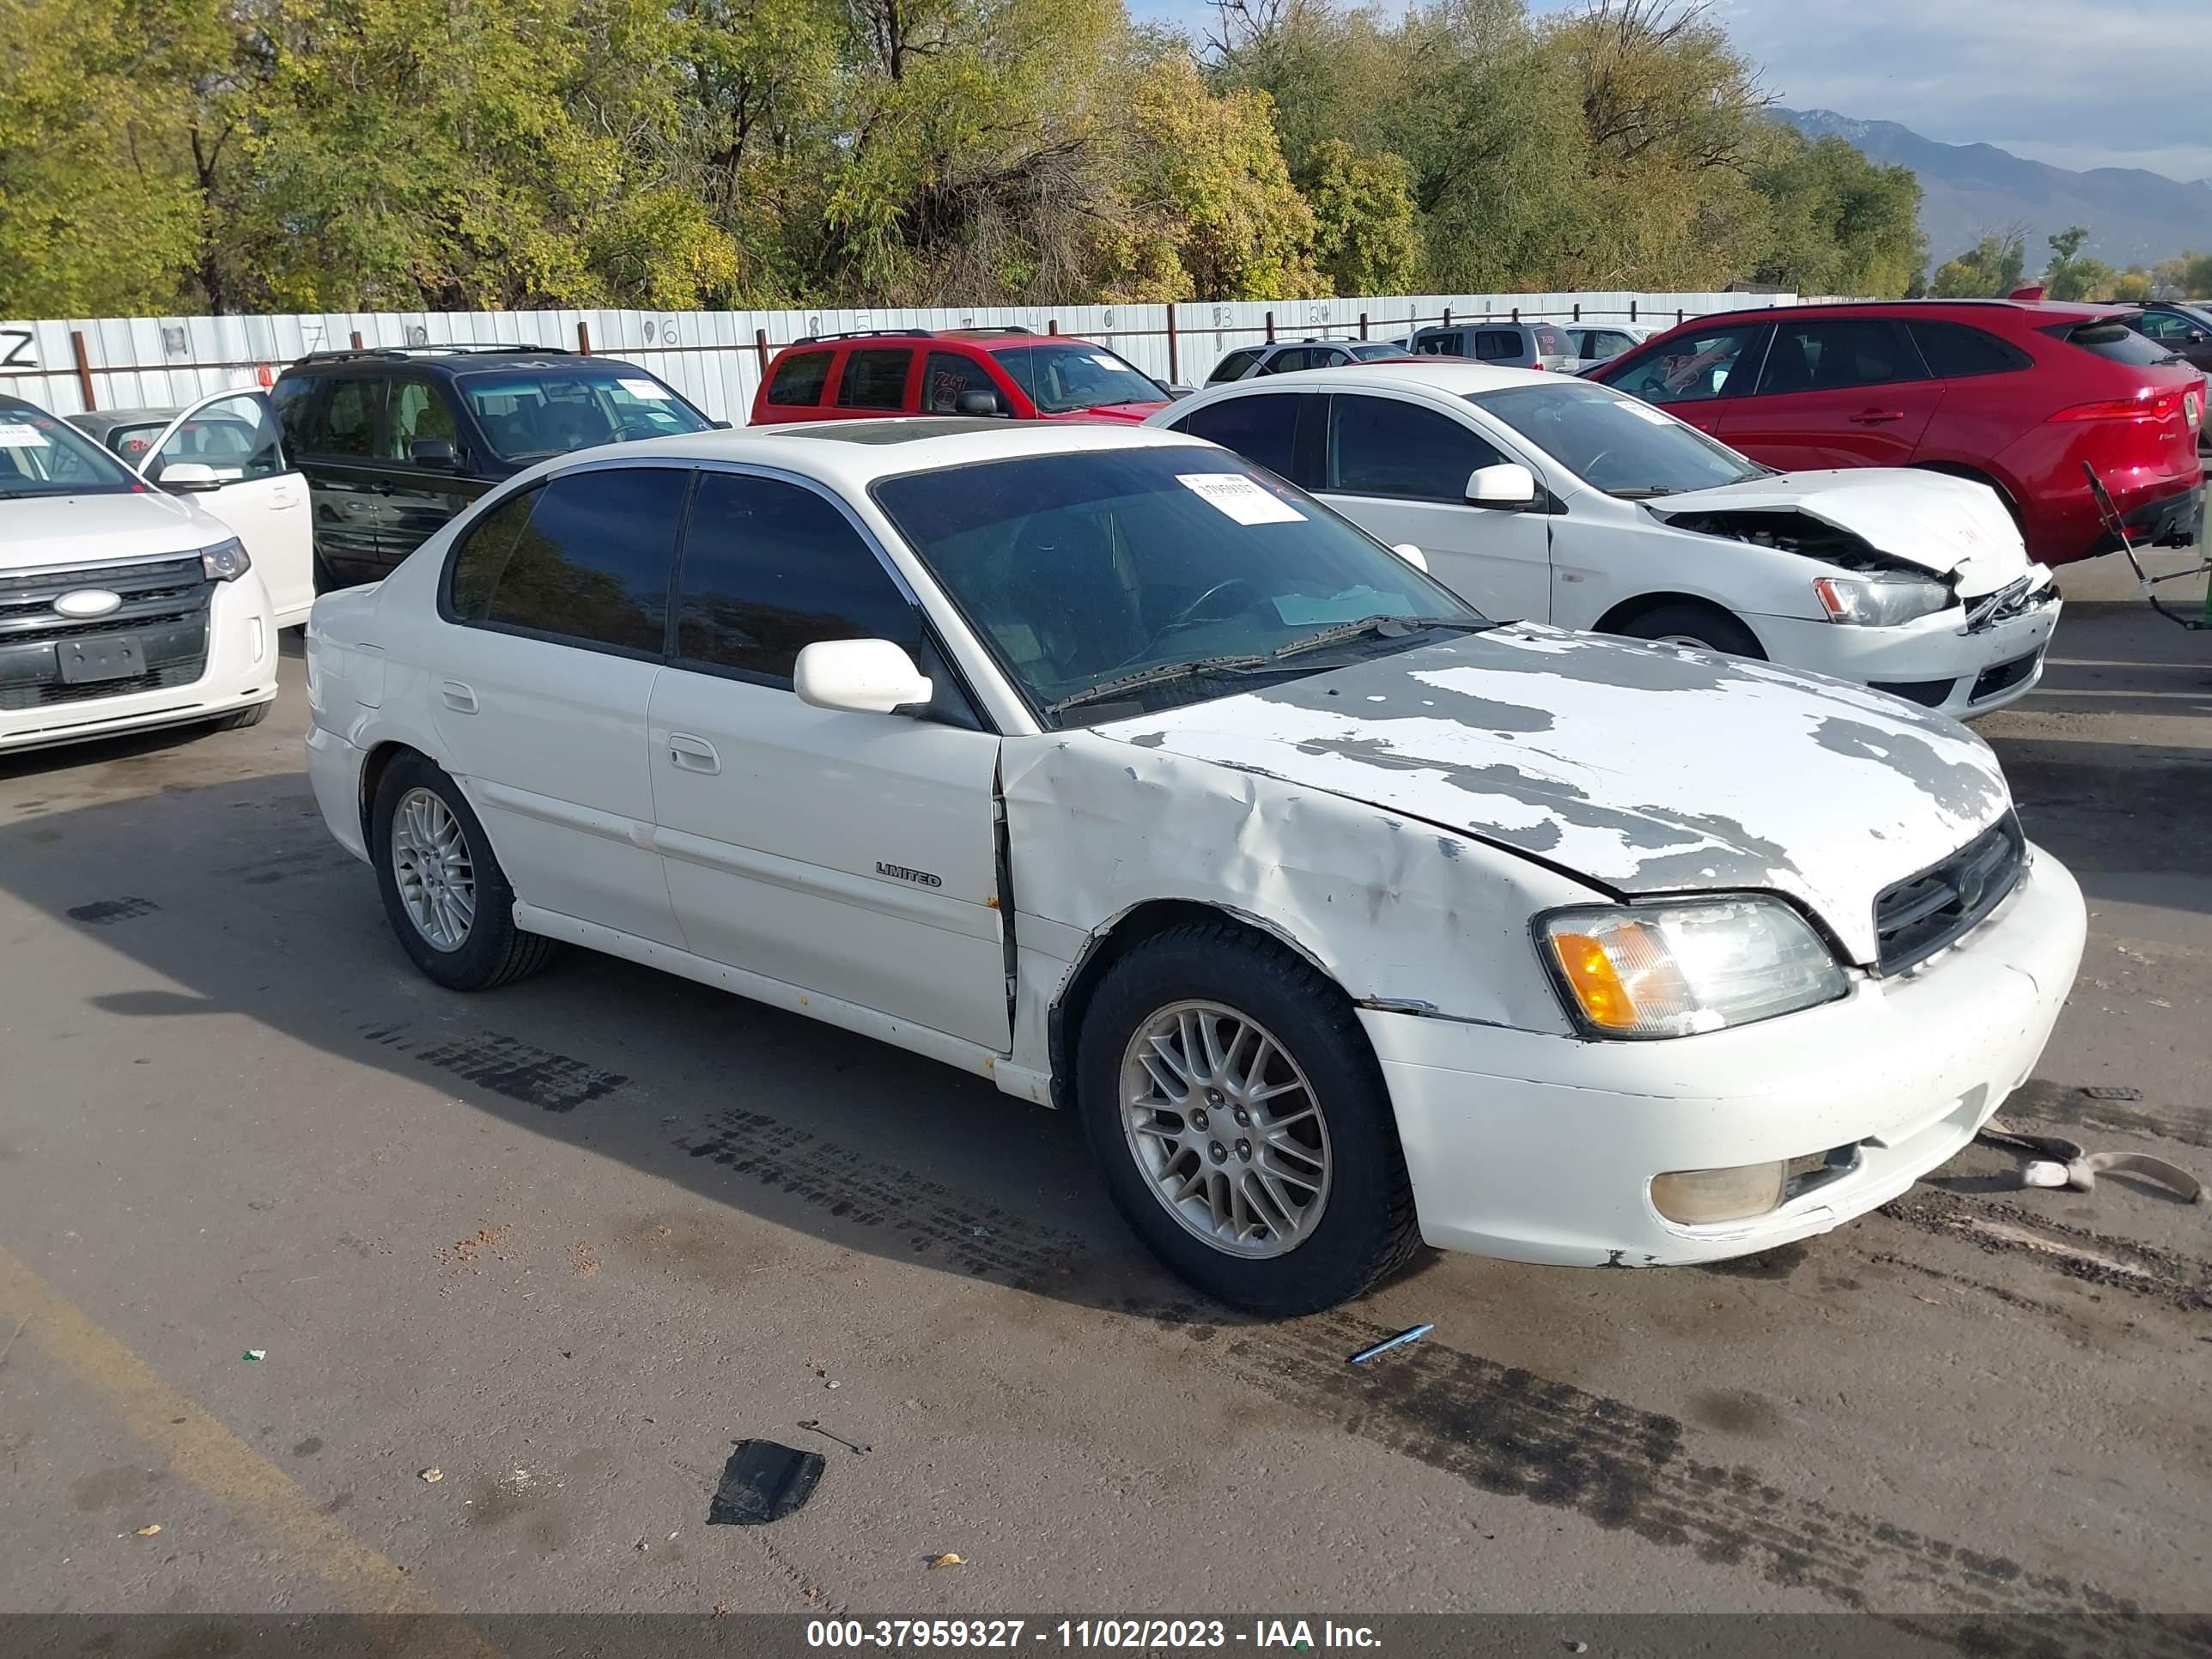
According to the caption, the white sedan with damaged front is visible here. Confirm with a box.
[1153,363,2060,718]
[303,418,2087,1313]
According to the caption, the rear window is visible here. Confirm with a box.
[766,350,834,407]
[2045,321,2183,368]
[1208,348,1262,383]
[1911,322,2033,379]
[1532,325,1572,357]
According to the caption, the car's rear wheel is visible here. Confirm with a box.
[1613,602,1765,657]
[1076,921,1419,1314]
[370,755,555,991]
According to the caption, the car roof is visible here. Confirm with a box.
[541,416,1211,489]
[68,407,180,430]
[1193,362,1551,398]
[1642,298,2125,337]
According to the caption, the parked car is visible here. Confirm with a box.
[1151,363,2062,718]
[1206,338,1419,383]
[1591,300,2207,565]
[2,393,280,754]
[2118,302,2212,455]
[270,344,714,591]
[1391,320,1579,373]
[62,389,316,629]
[304,417,2084,1312]
[1562,322,1650,372]
[750,327,1175,428]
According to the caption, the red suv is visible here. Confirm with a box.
[1591,300,2206,564]
[750,327,1174,427]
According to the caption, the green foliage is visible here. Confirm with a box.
[1929,231,2028,298]
[1306,140,1419,295]
[1750,130,1924,297]
[2042,225,2115,301]
[2151,252,2212,299]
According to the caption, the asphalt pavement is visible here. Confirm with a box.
[1,552,2207,1644]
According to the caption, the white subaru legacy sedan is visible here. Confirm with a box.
[3,395,280,756]
[303,419,2085,1312]
[1152,364,2060,719]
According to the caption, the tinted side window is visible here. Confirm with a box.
[1266,348,1314,374]
[1208,349,1261,383]
[270,376,319,453]
[1175,394,1303,479]
[766,350,833,407]
[675,473,917,684]
[460,467,687,653]
[319,378,380,456]
[1414,331,1466,358]
[1474,330,1522,361]
[922,351,1000,414]
[836,349,914,410]
[1757,319,1927,394]
[1608,326,1765,404]
[384,379,459,458]
[1328,395,1502,501]
[1911,321,2033,378]
[448,488,542,620]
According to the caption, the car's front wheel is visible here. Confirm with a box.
[1077,921,1419,1314]
[370,754,555,991]
[1612,601,1765,657]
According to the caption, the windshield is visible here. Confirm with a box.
[1468,381,1769,497]
[990,343,1164,414]
[455,368,710,462]
[1348,343,1416,361]
[872,447,1484,723]
[0,405,146,499]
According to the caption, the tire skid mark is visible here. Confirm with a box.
[2001,1079,2211,1151]
[1881,1191,2212,1311]
[357,1023,629,1113]
[668,1104,2185,1644]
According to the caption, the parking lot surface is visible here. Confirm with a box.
[1,553,2207,1634]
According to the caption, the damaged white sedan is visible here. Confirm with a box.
[1153,365,2061,718]
[304,420,2086,1313]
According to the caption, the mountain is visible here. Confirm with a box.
[1777,108,2212,272]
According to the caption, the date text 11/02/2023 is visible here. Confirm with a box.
[805,1620,1382,1649]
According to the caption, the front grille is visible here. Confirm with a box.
[1868,677,1955,708]
[1873,813,2026,975]
[1970,651,2040,702]
[0,555,213,714]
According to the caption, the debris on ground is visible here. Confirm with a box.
[241,1349,265,1363]
[927,1553,964,1571]
[799,1419,871,1456]
[2082,1085,2146,1102]
[1349,1323,1434,1364]
[1978,1117,2203,1202]
[708,1441,824,1527]
[131,1524,162,1537]
[419,1468,444,1484]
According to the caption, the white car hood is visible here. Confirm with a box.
[1101,627,2014,965]
[1,489,218,570]
[1649,469,2034,599]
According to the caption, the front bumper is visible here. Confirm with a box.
[1367,844,2086,1267]
[0,574,277,756]
[1749,586,2060,719]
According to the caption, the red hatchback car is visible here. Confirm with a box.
[1592,300,2206,565]
[750,327,1174,428]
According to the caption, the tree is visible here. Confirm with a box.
[1929,230,2027,298]
[1749,126,1923,297]
[2150,251,2212,299]
[2042,225,2115,301]
[1304,139,1419,295]
[2111,268,2154,303]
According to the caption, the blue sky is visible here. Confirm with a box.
[1127,0,2212,183]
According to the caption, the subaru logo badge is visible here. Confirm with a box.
[53,588,123,619]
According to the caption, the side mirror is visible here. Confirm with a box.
[410,439,459,469]
[1391,543,1431,573]
[794,639,933,716]
[709,418,735,429]
[2185,330,2208,346]
[954,389,1006,416]
[158,462,222,492]
[1466,462,1539,510]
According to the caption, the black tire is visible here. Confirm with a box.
[1612,601,1765,658]
[214,700,271,731]
[1076,921,1419,1315]
[369,754,556,992]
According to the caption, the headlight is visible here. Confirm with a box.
[200,538,252,581]
[1537,896,1847,1039]
[1812,572,1948,627]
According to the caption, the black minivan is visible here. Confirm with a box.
[270,345,718,590]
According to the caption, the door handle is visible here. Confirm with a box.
[441,681,479,714]
[668,733,720,775]
[1849,409,1905,424]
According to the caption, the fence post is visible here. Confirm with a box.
[1677,308,1685,325]
[1629,301,1638,321]
[349,331,364,349]
[754,329,770,376]
[1510,306,1519,322]
[70,331,96,411]
[1048,319,1058,335]
[1265,311,1275,343]
[1443,307,1452,330]
[1165,303,1178,384]
[577,320,592,356]
[1572,302,1581,321]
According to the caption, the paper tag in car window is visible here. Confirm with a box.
[1089,355,1123,372]
[1619,401,1672,425]
[1178,473,1306,525]
[0,422,51,447]
[616,378,667,399]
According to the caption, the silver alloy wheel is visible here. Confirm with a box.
[1653,634,1714,649]
[1119,1000,1332,1258]
[391,787,476,951]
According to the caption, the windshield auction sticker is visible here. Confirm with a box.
[0,422,52,447]
[1177,472,1306,526]
[616,379,668,399]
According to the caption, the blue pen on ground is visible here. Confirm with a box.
[1348,1323,1433,1365]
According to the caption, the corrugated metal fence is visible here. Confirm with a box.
[0,290,1790,422]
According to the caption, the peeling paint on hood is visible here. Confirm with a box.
[1649,468,2033,598]
[1100,628,2013,965]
